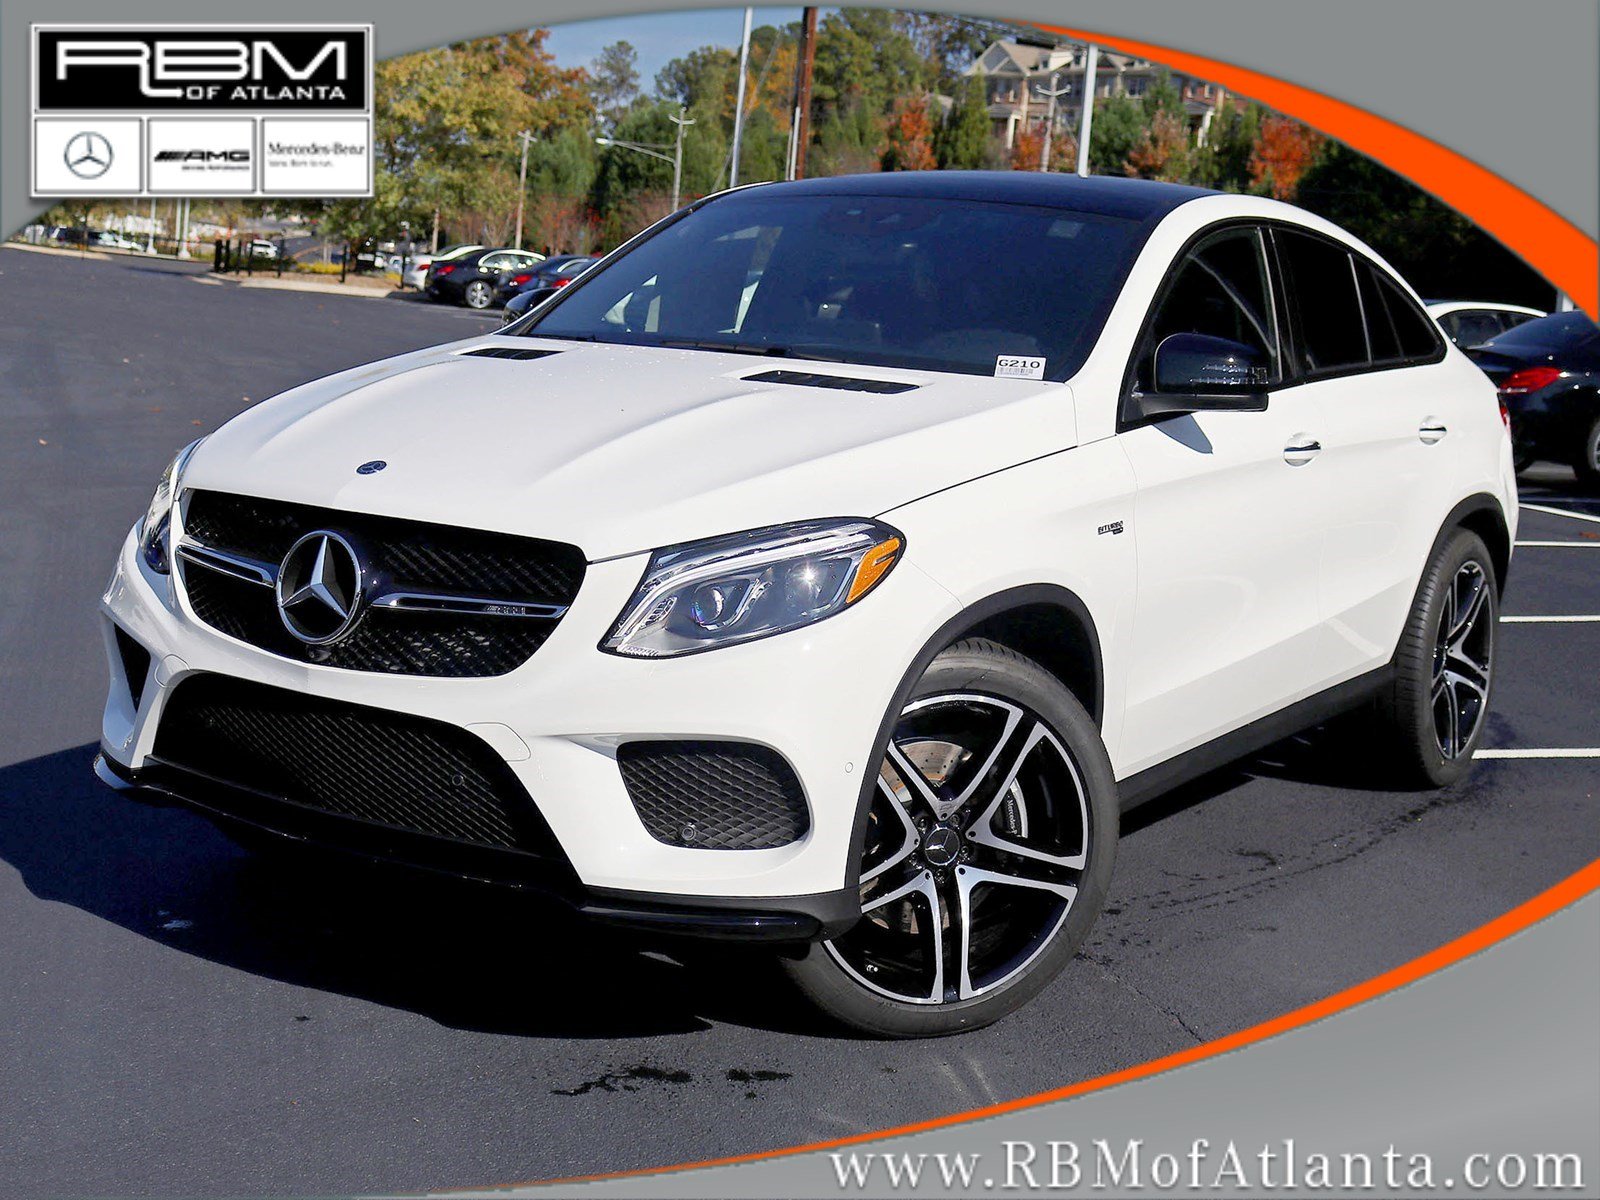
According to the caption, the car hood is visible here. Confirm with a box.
[185,337,1078,561]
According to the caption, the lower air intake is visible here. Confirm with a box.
[153,674,562,857]
[618,740,810,850]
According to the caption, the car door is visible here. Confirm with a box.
[1116,225,1330,774]
[1270,229,1458,682]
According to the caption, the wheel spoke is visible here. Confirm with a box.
[851,869,945,1004]
[965,721,1089,870]
[954,864,1076,1000]
[860,776,921,885]
[1434,674,1462,758]
[1449,569,1488,643]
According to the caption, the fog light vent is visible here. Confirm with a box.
[618,741,809,850]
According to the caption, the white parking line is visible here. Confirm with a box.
[1500,615,1600,623]
[1514,540,1600,548]
[1476,748,1600,759]
[1521,501,1600,526]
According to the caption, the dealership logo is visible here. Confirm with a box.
[63,130,113,177]
[154,148,250,163]
[34,27,369,112]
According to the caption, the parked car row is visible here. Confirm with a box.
[498,255,603,324]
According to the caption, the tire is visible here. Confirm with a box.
[463,280,493,309]
[1370,528,1498,788]
[782,638,1118,1038]
[1573,414,1600,490]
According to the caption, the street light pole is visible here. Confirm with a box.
[1034,71,1070,171]
[668,107,695,211]
[1076,44,1099,178]
[729,7,753,187]
[513,129,533,250]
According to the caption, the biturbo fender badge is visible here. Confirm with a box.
[275,530,364,644]
[1098,520,1125,536]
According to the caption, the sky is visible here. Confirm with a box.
[542,8,804,93]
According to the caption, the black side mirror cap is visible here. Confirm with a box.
[1126,388,1269,423]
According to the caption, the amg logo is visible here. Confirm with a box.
[1097,520,1125,536]
[155,149,251,162]
[34,27,369,112]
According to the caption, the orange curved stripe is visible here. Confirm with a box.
[1029,23,1597,318]
[492,856,1600,1192]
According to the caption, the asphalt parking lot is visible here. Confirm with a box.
[2,244,1596,1198]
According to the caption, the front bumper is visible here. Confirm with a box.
[98,518,958,931]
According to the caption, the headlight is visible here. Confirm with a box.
[137,438,204,573]
[602,519,904,658]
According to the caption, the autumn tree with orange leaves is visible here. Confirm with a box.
[1249,115,1323,200]
[882,95,938,171]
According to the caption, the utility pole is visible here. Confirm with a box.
[668,107,695,211]
[1035,71,1070,171]
[176,197,191,258]
[1076,44,1099,178]
[729,7,753,187]
[513,129,534,250]
[145,197,156,253]
[789,6,817,180]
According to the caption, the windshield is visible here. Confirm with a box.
[517,190,1146,380]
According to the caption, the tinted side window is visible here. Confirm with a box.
[1137,227,1281,389]
[1275,229,1367,373]
[1372,269,1444,360]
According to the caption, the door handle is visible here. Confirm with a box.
[1419,419,1448,445]
[1283,437,1322,466]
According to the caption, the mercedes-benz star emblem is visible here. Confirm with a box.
[64,131,114,180]
[275,531,364,644]
[922,826,962,868]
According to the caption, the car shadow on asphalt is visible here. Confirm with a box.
[0,744,833,1042]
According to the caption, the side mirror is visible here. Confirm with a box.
[1129,332,1271,422]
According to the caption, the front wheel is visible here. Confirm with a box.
[462,279,493,309]
[782,639,1118,1038]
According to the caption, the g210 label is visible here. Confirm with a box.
[994,355,1047,380]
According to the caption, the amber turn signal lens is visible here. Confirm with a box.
[847,537,902,605]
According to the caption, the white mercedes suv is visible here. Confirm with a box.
[97,174,1515,1036]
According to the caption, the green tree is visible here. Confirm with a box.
[1087,94,1144,175]
[934,75,991,169]
[1191,99,1262,191]
[589,41,640,129]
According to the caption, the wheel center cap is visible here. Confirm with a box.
[923,825,961,868]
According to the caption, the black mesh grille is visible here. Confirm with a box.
[618,741,809,850]
[154,674,562,856]
[178,490,585,677]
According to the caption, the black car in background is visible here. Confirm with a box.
[498,256,603,326]
[425,247,543,309]
[1468,310,1600,484]
[491,253,598,307]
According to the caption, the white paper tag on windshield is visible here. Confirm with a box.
[994,355,1046,380]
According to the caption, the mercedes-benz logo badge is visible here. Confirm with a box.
[64,131,114,180]
[275,531,364,644]
[922,826,962,868]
